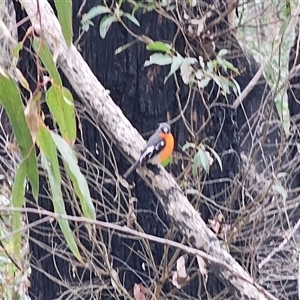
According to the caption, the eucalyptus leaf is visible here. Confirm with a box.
[99,15,117,39]
[0,73,39,199]
[144,53,172,67]
[38,126,82,261]
[122,13,140,27]
[54,0,73,46]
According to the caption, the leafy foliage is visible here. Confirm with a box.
[0,73,39,199]
[38,126,82,262]
[0,28,95,265]
[54,0,73,46]
[81,4,140,39]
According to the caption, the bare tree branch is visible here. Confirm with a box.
[18,0,278,299]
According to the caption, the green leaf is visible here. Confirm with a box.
[164,55,183,83]
[12,42,23,66]
[193,148,210,175]
[144,53,172,67]
[37,126,81,261]
[50,132,96,220]
[186,188,199,195]
[146,41,173,53]
[12,159,28,262]
[33,38,62,85]
[180,59,194,84]
[198,77,211,89]
[206,146,223,171]
[199,56,205,68]
[122,13,140,27]
[218,49,228,57]
[182,142,196,152]
[15,68,31,96]
[192,150,201,177]
[207,61,215,73]
[81,5,111,23]
[82,19,94,32]
[46,86,76,144]
[285,0,291,17]
[99,15,117,39]
[216,57,239,73]
[198,148,210,174]
[272,178,287,201]
[0,73,39,199]
[231,78,241,97]
[185,57,197,64]
[54,0,73,46]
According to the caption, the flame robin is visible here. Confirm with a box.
[123,122,174,178]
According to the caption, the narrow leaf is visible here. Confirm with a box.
[198,77,211,89]
[180,59,194,84]
[122,13,140,27]
[115,40,137,55]
[206,146,223,171]
[46,86,76,144]
[81,5,111,23]
[192,151,201,176]
[164,55,183,83]
[82,19,94,32]
[15,68,31,96]
[198,148,210,174]
[54,0,73,46]
[0,73,39,199]
[50,132,96,220]
[182,142,196,151]
[218,49,228,57]
[37,126,81,261]
[12,42,23,66]
[12,159,28,263]
[146,41,173,53]
[33,38,62,85]
[144,53,172,67]
[99,15,117,39]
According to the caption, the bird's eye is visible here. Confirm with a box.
[163,126,168,133]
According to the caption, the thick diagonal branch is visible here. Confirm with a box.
[19,1,277,299]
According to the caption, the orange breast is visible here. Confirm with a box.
[159,133,174,161]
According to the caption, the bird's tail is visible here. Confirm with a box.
[123,160,140,179]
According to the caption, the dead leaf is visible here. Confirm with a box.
[127,197,137,227]
[218,224,239,243]
[205,151,214,166]
[16,68,31,96]
[24,96,40,143]
[127,208,136,227]
[208,212,224,234]
[6,142,19,152]
[196,255,208,283]
[172,255,190,289]
[180,60,193,84]
[133,283,147,300]
[110,268,120,290]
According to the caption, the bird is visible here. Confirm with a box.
[123,122,174,178]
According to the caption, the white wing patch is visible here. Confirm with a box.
[139,140,166,164]
[156,140,165,150]
[139,145,155,162]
